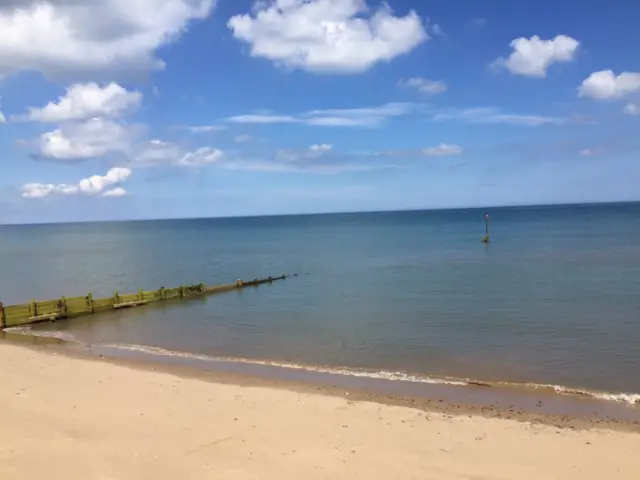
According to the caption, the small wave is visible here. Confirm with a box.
[99,343,469,386]
[6,330,639,406]
[98,343,640,404]
[3,326,32,335]
[4,326,79,343]
[502,382,640,405]
[551,385,640,405]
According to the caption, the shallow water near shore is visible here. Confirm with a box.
[3,332,640,425]
[1,203,640,412]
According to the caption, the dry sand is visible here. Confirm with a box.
[0,342,638,480]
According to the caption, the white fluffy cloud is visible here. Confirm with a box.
[493,35,579,77]
[27,82,142,122]
[77,167,131,195]
[398,77,447,95]
[102,187,128,197]
[228,0,427,74]
[177,147,224,167]
[38,118,136,160]
[0,111,5,123]
[421,144,462,156]
[578,70,640,100]
[131,140,225,168]
[35,120,227,169]
[21,167,131,198]
[623,103,639,116]
[0,0,215,80]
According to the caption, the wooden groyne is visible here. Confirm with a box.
[0,275,287,330]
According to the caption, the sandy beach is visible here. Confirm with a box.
[0,342,638,479]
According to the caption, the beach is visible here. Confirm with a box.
[1,342,638,479]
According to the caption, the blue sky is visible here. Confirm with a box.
[1,0,639,224]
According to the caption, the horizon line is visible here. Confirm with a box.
[1,199,639,228]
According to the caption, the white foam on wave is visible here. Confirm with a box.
[4,326,79,343]
[102,343,640,405]
[594,393,640,405]
[6,331,640,406]
[3,326,32,335]
[99,343,469,386]
[553,385,640,405]
[518,382,640,405]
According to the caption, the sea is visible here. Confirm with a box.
[2,202,640,413]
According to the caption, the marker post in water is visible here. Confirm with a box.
[482,213,490,243]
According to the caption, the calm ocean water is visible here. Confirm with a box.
[2,203,640,401]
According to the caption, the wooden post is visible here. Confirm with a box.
[482,213,490,243]
[113,292,119,306]
[160,287,166,300]
[60,296,67,314]
[179,286,185,298]
[0,302,6,329]
[30,299,38,318]
[87,293,94,313]
[139,289,144,301]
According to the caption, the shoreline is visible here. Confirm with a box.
[3,331,640,432]
[1,340,640,479]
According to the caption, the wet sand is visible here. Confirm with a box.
[1,341,639,479]
[86,342,640,430]
[5,330,640,430]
